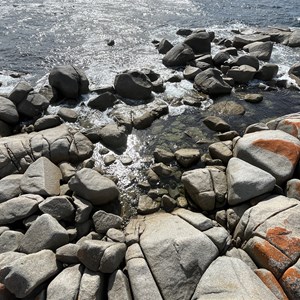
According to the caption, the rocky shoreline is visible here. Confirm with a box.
[0,26,300,299]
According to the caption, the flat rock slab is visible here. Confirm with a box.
[0,249,59,298]
[233,129,300,185]
[0,124,93,179]
[138,212,219,300]
[192,256,277,299]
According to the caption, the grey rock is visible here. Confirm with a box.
[184,31,211,54]
[38,196,75,221]
[286,178,300,200]
[227,157,276,205]
[0,230,24,253]
[192,256,277,299]
[88,92,117,111]
[174,148,200,168]
[289,62,300,86]
[0,96,19,124]
[78,268,105,300]
[139,213,218,299]
[57,107,78,122]
[106,228,125,243]
[126,243,163,300]
[233,129,300,184]
[124,217,146,245]
[59,162,76,182]
[0,194,41,225]
[244,122,269,134]
[203,226,230,253]
[288,29,300,47]
[209,141,233,164]
[227,65,257,83]
[0,120,12,138]
[99,242,126,273]
[226,203,250,233]
[108,270,132,300]
[217,130,239,141]
[20,214,69,253]
[232,34,271,48]
[73,195,93,223]
[0,249,59,298]
[183,65,201,80]
[137,195,160,214]
[34,115,62,131]
[162,43,195,67]
[232,55,260,70]
[49,65,89,99]
[17,92,49,118]
[98,124,127,151]
[255,63,279,81]
[213,51,230,67]
[244,93,263,103]
[194,68,232,95]
[114,70,152,100]
[8,81,33,105]
[56,243,80,264]
[226,247,257,270]
[0,251,26,271]
[172,208,214,231]
[104,154,116,166]
[209,100,245,116]
[68,168,119,205]
[157,39,173,54]
[20,157,62,196]
[0,174,23,203]
[93,210,122,234]
[46,264,83,300]
[203,116,230,132]
[244,41,273,61]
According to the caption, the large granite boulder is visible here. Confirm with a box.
[192,256,277,299]
[162,43,195,67]
[233,130,300,185]
[226,157,276,205]
[234,196,300,277]
[0,250,59,298]
[232,34,270,48]
[68,168,119,205]
[194,68,232,96]
[49,65,89,99]
[0,125,93,179]
[288,30,300,47]
[114,70,153,100]
[8,81,33,105]
[126,212,219,299]
[20,157,62,196]
[0,96,19,124]
[289,63,300,86]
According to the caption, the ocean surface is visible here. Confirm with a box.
[0,0,299,86]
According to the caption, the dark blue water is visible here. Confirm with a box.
[0,0,299,86]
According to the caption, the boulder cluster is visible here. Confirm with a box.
[0,26,300,299]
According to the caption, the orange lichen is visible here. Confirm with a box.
[266,227,300,261]
[255,269,288,300]
[250,239,291,278]
[253,139,300,166]
[280,267,300,299]
[279,119,300,137]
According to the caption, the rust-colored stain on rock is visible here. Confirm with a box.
[280,267,300,298]
[266,227,300,261]
[251,239,291,278]
[280,119,300,137]
[252,139,300,166]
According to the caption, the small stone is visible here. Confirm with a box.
[157,39,173,54]
[151,163,174,177]
[244,93,263,103]
[59,162,76,182]
[203,116,230,132]
[153,148,174,164]
[208,141,233,165]
[73,195,93,224]
[175,148,201,168]
[107,228,126,243]
[120,156,133,165]
[107,39,115,46]
[0,230,24,253]
[104,154,116,166]
[57,107,78,122]
[161,195,177,212]
[176,196,188,208]
[56,243,80,264]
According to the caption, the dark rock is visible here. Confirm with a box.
[0,121,12,137]
[114,70,152,100]
[231,55,260,70]
[255,64,279,81]
[176,28,193,36]
[153,148,174,164]
[17,92,49,118]
[203,116,231,132]
[0,96,19,124]
[162,43,195,67]
[174,148,201,168]
[232,34,270,48]
[88,92,117,111]
[213,51,230,67]
[8,81,33,105]
[194,68,232,96]
[107,39,115,46]
[184,32,211,54]
[157,39,173,54]
[34,115,62,131]
[183,65,201,80]
[244,41,273,61]
[49,65,89,99]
